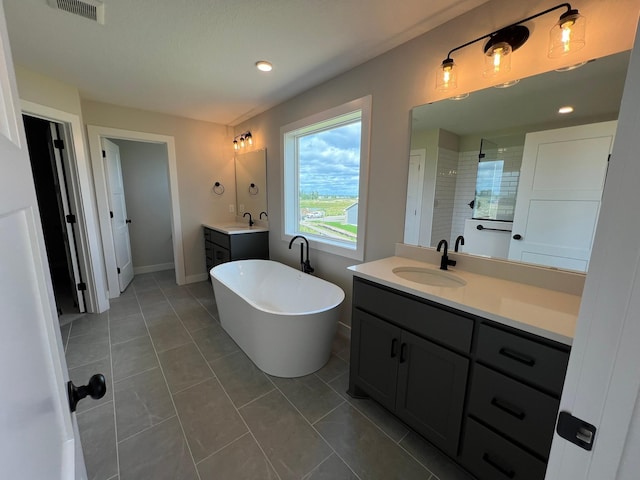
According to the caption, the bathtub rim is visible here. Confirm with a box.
[210,259,345,316]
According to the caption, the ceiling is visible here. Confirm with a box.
[4,0,488,126]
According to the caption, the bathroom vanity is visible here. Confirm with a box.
[348,256,578,480]
[203,224,269,273]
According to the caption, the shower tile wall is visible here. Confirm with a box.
[430,147,458,246]
[450,145,524,243]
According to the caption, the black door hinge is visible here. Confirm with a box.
[110,211,114,219]
[102,149,106,158]
[117,267,121,274]
[53,139,64,150]
[66,214,76,224]
[77,282,87,291]
[556,411,597,451]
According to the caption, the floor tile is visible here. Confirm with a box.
[210,350,273,407]
[147,315,191,353]
[303,454,359,480]
[108,297,141,320]
[111,335,158,381]
[315,354,349,383]
[161,285,192,300]
[136,289,167,307]
[68,356,113,414]
[314,403,433,480]
[173,378,248,462]
[399,431,475,480]
[175,305,217,332]
[66,330,110,369]
[118,417,198,480]
[140,301,173,321]
[196,433,278,480]
[192,323,239,362]
[270,373,344,424]
[60,322,72,350]
[240,390,332,480]
[130,275,158,293]
[114,367,175,441]
[77,401,118,480]
[158,343,213,394]
[69,313,109,338]
[109,313,148,345]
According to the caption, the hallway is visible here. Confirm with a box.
[62,270,472,480]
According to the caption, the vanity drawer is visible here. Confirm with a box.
[353,278,473,353]
[468,364,559,458]
[207,228,231,249]
[461,418,547,480]
[476,324,569,395]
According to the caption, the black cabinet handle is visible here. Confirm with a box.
[399,343,407,363]
[67,374,107,413]
[499,347,536,367]
[482,453,515,478]
[490,397,526,420]
[390,338,398,358]
[512,234,522,240]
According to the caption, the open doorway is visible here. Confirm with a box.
[23,114,86,322]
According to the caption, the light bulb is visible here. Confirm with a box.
[436,59,457,91]
[233,140,238,151]
[484,42,511,77]
[246,133,253,146]
[549,10,586,58]
[240,136,245,148]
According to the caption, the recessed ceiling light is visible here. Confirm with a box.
[558,106,574,114]
[255,61,273,72]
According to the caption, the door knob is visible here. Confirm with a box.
[513,234,523,240]
[67,374,107,412]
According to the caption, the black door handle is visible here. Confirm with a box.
[67,374,107,412]
[512,234,522,240]
[126,219,132,224]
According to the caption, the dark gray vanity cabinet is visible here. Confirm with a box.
[349,278,472,456]
[204,227,269,273]
[348,276,571,480]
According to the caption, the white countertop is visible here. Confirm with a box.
[348,256,581,345]
[203,223,269,235]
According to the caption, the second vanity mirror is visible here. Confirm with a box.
[235,148,267,221]
[405,50,630,273]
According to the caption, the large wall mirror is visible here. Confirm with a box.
[235,148,267,220]
[405,50,630,273]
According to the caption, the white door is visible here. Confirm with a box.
[508,121,617,271]
[0,2,85,478]
[404,149,426,244]
[49,122,85,312]
[102,138,134,292]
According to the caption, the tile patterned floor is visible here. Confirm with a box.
[61,270,475,480]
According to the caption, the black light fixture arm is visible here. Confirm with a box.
[444,3,574,61]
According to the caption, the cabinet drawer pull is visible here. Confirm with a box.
[490,397,526,420]
[390,338,398,358]
[482,453,515,478]
[498,347,536,367]
[399,343,407,363]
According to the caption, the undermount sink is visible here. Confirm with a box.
[392,266,467,287]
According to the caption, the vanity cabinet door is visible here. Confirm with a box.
[212,244,230,266]
[395,331,469,456]
[351,309,402,412]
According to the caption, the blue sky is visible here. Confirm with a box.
[298,122,361,196]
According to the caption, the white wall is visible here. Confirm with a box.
[113,139,174,273]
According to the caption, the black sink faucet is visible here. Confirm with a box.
[259,211,268,219]
[455,235,465,252]
[437,239,457,271]
[243,212,254,226]
[288,235,314,274]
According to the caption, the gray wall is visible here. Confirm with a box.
[114,139,173,273]
[233,0,638,327]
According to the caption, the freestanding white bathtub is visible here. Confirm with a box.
[210,260,345,378]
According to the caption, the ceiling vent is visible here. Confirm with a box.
[47,0,105,25]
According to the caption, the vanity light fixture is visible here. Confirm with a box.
[233,131,253,151]
[436,3,586,91]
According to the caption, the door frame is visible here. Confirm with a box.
[87,125,185,297]
[21,100,108,313]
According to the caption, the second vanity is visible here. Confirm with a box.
[348,254,580,480]
[203,223,269,273]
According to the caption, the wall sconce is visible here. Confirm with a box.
[436,3,586,91]
[233,131,253,151]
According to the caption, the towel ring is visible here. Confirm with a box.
[249,183,259,195]
[213,181,225,195]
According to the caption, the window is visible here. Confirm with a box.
[282,96,371,260]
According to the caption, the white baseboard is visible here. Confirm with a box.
[133,263,175,275]
[336,321,351,340]
[185,273,209,284]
